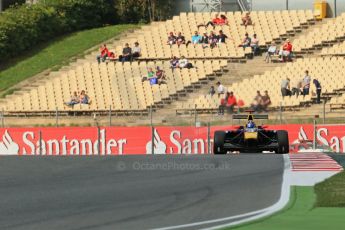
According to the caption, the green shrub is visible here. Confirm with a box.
[0,0,116,62]
[2,0,26,10]
[43,0,117,30]
[0,0,174,64]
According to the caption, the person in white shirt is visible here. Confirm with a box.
[265,42,277,63]
[216,81,227,97]
[132,42,141,58]
[302,70,311,96]
[178,56,188,68]
[250,34,259,55]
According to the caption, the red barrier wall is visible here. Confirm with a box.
[0,124,344,155]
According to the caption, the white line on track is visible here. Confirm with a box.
[154,154,292,230]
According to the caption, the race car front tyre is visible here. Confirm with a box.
[214,131,226,154]
[276,130,289,154]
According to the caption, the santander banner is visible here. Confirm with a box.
[0,125,344,155]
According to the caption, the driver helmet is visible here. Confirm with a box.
[247,120,255,128]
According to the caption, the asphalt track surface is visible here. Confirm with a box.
[0,155,284,230]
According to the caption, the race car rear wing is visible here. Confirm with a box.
[232,114,269,120]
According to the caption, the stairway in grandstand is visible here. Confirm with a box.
[168,58,285,114]
[5,9,343,122]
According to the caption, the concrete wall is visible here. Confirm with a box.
[174,0,240,13]
[252,0,345,17]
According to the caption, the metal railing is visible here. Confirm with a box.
[237,0,251,12]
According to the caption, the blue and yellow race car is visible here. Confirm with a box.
[214,113,289,154]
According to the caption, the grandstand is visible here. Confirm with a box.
[95,10,315,60]
[1,60,227,115]
[3,7,345,125]
[293,13,345,54]
[177,56,345,114]
[320,40,345,56]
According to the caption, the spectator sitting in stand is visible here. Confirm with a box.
[201,32,209,48]
[219,14,229,26]
[142,67,156,82]
[178,56,193,68]
[239,33,251,49]
[170,56,179,69]
[199,13,220,29]
[209,86,216,96]
[65,91,79,106]
[218,30,228,45]
[291,78,303,97]
[107,50,116,60]
[119,43,132,62]
[79,90,90,105]
[186,31,202,47]
[250,34,259,55]
[264,42,277,63]
[241,12,253,27]
[96,44,109,64]
[313,78,322,104]
[199,14,228,29]
[132,42,141,59]
[209,31,219,49]
[302,70,311,96]
[237,99,245,113]
[279,39,293,62]
[176,32,186,46]
[226,91,237,114]
[167,32,177,46]
[281,77,292,97]
[261,90,271,112]
[155,66,166,84]
[251,91,263,112]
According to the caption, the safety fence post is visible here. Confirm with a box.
[0,109,4,128]
[109,105,112,126]
[313,119,317,150]
[150,105,154,155]
[151,126,155,155]
[207,122,211,154]
[323,100,326,124]
[39,130,42,156]
[150,105,153,127]
[97,126,101,155]
[279,102,283,124]
[194,104,197,127]
[55,107,59,127]
[93,113,98,127]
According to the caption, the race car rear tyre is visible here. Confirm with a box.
[214,131,226,154]
[276,130,289,154]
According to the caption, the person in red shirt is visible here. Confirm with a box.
[198,14,221,29]
[96,44,109,63]
[283,40,293,52]
[218,14,229,26]
[237,99,245,113]
[226,91,237,113]
[279,39,293,62]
